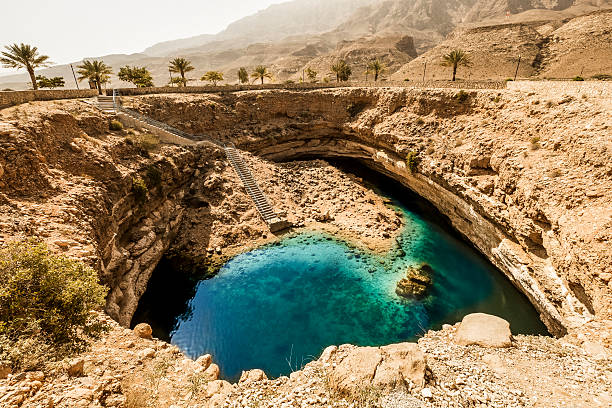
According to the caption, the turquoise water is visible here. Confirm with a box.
[133,169,548,382]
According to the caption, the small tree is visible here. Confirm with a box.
[441,49,471,81]
[36,75,65,89]
[0,43,51,90]
[331,60,352,82]
[168,57,194,87]
[237,67,249,84]
[306,67,318,83]
[367,59,386,81]
[118,65,154,88]
[77,60,112,95]
[251,65,273,84]
[201,71,224,86]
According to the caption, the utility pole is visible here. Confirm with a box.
[514,55,521,81]
[70,64,79,89]
[422,61,427,82]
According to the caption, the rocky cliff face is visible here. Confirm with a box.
[126,85,611,336]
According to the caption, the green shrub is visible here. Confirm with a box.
[591,74,611,81]
[406,151,420,173]
[132,177,149,204]
[572,76,584,81]
[127,133,160,152]
[505,78,514,82]
[454,90,469,102]
[530,136,541,150]
[404,78,410,82]
[109,119,124,131]
[0,240,107,370]
[146,165,162,188]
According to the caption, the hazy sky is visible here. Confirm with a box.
[0,0,281,75]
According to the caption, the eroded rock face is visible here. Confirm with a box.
[455,313,513,348]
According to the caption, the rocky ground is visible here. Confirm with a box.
[1,83,611,407]
[2,313,610,407]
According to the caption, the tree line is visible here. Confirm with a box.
[1,42,484,93]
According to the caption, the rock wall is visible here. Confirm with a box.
[125,86,612,336]
[0,89,98,109]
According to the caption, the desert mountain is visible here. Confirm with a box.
[0,0,610,89]
[390,8,612,81]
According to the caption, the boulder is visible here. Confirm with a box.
[133,323,153,339]
[327,347,383,394]
[138,348,156,359]
[203,363,220,381]
[455,313,512,348]
[196,354,212,370]
[239,369,268,384]
[66,358,85,377]
[373,343,426,389]
[205,379,233,398]
[396,264,433,298]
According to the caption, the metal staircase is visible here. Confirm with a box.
[225,144,277,223]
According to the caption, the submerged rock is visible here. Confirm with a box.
[395,263,433,298]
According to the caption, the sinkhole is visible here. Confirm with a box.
[132,159,548,382]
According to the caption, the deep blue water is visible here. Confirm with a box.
[133,166,548,382]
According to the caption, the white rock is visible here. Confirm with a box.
[421,387,433,398]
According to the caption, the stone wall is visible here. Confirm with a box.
[507,80,611,98]
[0,89,98,109]
[108,80,506,97]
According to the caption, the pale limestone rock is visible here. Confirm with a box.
[455,313,512,348]
[319,345,337,363]
[203,363,220,381]
[239,368,267,384]
[67,358,85,377]
[205,379,233,398]
[139,348,156,359]
[196,354,212,369]
[133,323,153,339]
[328,346,382,394]
[374,342,426,389]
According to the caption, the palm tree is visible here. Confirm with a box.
[201,71,224,86]
[76,60,112,95]
[367,59,386,81]
[168,58,194,87]
[1,43,51,90]
[331,60,351,82]
[441,49,471,81]
[237,67,249,84]
[251,65,273,84]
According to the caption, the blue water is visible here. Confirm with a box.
[133,173,548,382]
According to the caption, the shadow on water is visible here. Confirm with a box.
[132,158,549,382]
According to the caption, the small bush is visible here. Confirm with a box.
[505,78,514,82]
[492,96,501,103]
[415,118,425,125]
[132,176,149,204]
[405,151,420,173]
[145,165,162,188]
[109,120,124,131]
[404,78,410,82]
[127,133,160,152]
[572,76,584,81]
[530,136,541,150]
[454,90,469,102]
[591,74,611,81]
[0,240,107,370]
